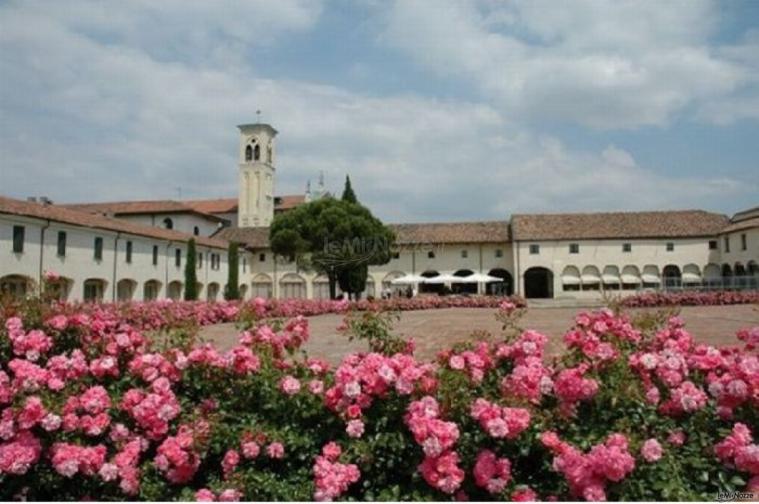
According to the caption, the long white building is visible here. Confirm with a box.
[1,122,757,302]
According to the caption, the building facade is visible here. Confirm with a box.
[2,122,757,302]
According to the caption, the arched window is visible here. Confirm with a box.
[245,145,253,162]
[163,218,173,230]
[193,226,200,236]
[254,144,261,161]
[267,143,273,163]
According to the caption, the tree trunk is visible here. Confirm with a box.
[328,272,337,300]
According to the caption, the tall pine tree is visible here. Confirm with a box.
[224,242,240,300]
[183,239,199,300]
[341,175,357,203]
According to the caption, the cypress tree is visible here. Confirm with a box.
[224,242,240,300]
[341,175,358,203]
[184,239,199,301]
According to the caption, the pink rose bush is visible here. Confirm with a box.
[0,292,757,500]
[621,290,759,308]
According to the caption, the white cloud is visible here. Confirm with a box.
[0,0,755,223]
[378,0,753,129]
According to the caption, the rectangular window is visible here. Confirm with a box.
[175,248,181,267]
[461,250,468,258]
[57,231,67,257]
[198,253,203,269]
[725,236,730,253]
[243,258,247,273]
[709,240,717,250]
[152,245,158,266]
[125,241,133,263]
[495,249,503,258]
[569,243,579,254]
[259,253,266,262]
[741,233,747,251]
[666,242,674,252]
[529,244,539,255]
[94,237,103,261]
[392,251,400,259]
[428,250,436,259]
[12,225,24,253]
[622,243,632,253]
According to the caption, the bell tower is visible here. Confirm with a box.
[237,122,277,227]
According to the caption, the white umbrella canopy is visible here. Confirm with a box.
[390,274,425,285]
[462,272,502,283]
[423,273,461,284]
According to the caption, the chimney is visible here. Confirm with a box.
[27,196,37,203]
[40,196,53,206]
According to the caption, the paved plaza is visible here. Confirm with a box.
[199,303,759,364]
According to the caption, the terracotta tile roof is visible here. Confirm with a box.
[214,226,270,248]
[184,198,238,214]
[721,216,759,234]
[274,195,306,210]
[389,221,510,244]
[0,195,228,249]
[511,210,729,241]
[63,199,200,215]
[64,194,305,217]
[214,220,511,248]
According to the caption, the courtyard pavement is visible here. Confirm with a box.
[199,304,759,365]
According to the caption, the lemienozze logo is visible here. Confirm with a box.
[716,490,755,502]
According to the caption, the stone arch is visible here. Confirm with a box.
[312,275,332,300]
[206,282,220,302]
[279,273,306,299]
[143,280,162,301]
[167,280,183,300]
[682,264,702,286]
[524,267,553,299]
[420,270,441,294]
[580,265,601,291]
[602,265,621,290]
[0,274,35,299]
[251,273,273,299]
[83,278,108,303]
[486,268,513,296]
[453,269,477,294]
[561,266,581,292]
[116,279,137,302]
[642,265,661,288]
[703,263,721,282]
[662,264,682,289]
[47,276,74,301]
[381,271,405,289]
[621,265,641,290]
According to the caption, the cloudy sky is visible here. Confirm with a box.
[1,0,758,222]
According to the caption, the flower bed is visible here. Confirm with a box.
[0,298,757,501]
[620,290,759,308]
[1,295,525,334]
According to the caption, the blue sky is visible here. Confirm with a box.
[0,0,757,223]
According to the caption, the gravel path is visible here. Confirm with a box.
[198,304,759,365]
